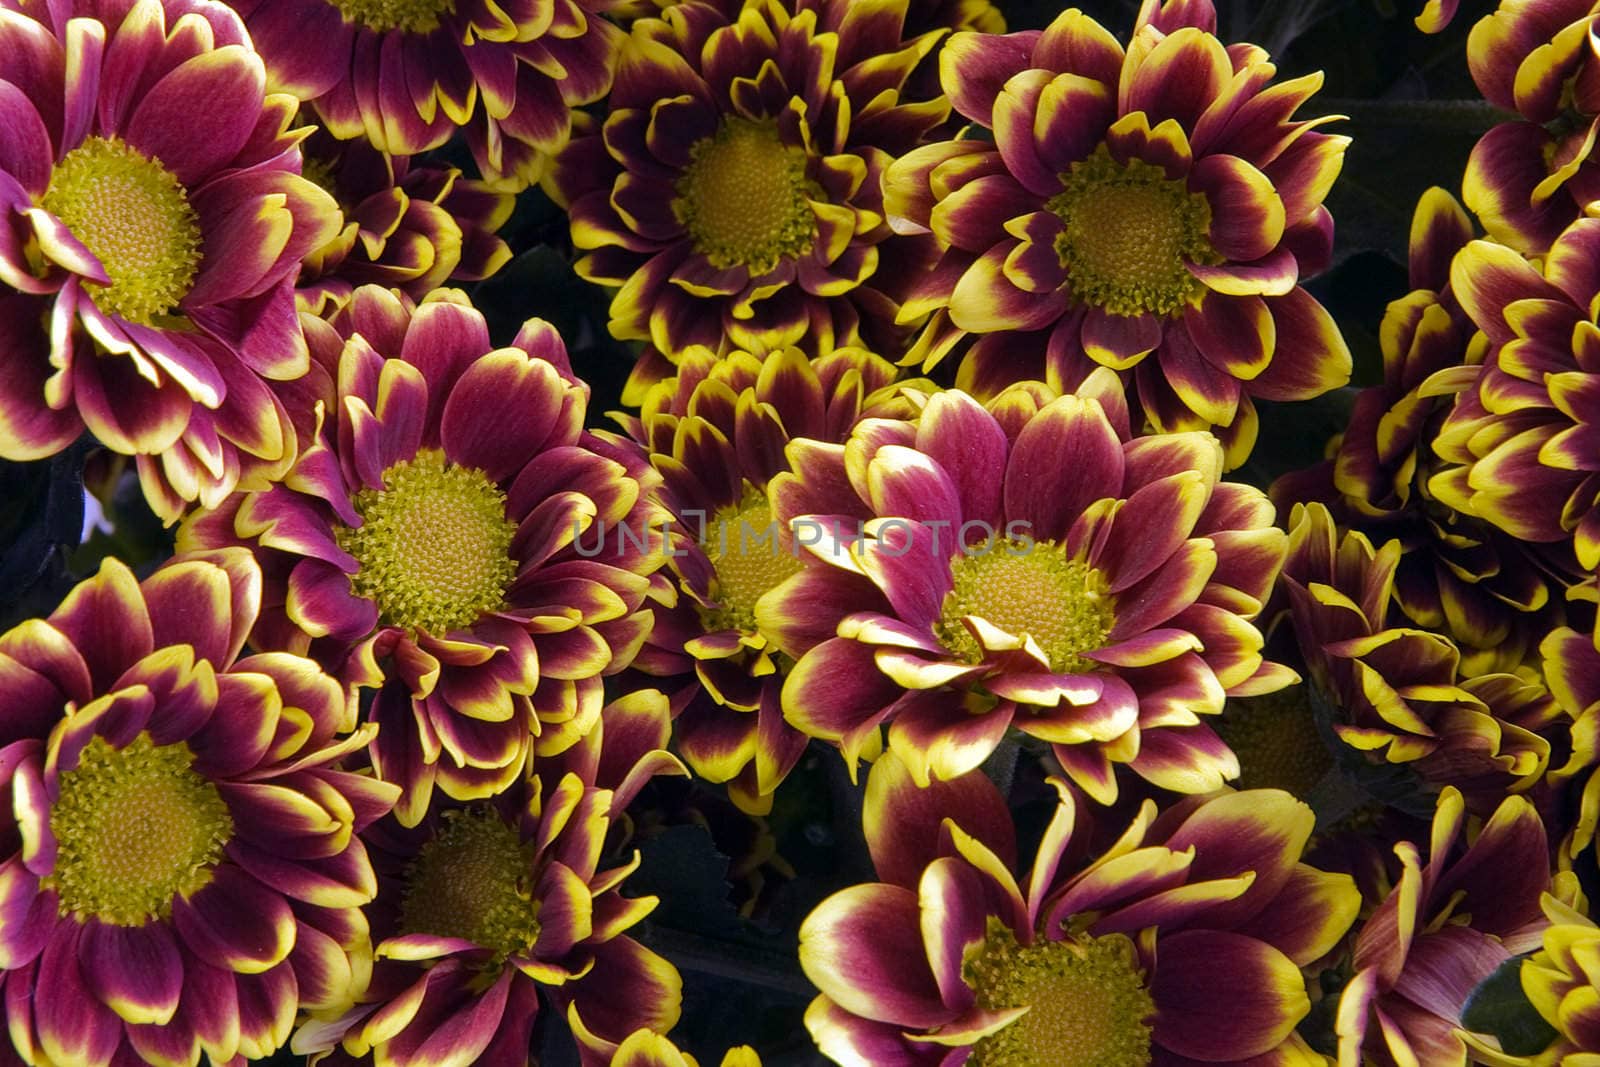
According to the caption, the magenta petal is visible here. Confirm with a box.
[441,351,573,484]
[799,883,950,1029]
[1150,930,1308,1059]
[34,923,120,1067]
[0,81,53,196]
[124,47,266,186]
[913,391,1009,531]
[171,866,294,973]
[382,964,512,1067]
[1081,308,1162,369]
[79,919,182,1026]
[1004,393,1125,542]
[941,30,1042,127]
[864,751,1015,890]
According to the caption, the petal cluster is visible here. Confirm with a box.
[231,0,624,190]
[296,127,514,315]
[620,343,921,811]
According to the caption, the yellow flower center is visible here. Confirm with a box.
[1214,687,1333,796]
[674,119,818,273]
[1046,146,1218,318]
[400,809,540,962]
[701,488,803,634]
[300,154,342,200]
[47,732,233,926]
[327,0,455,33]
[966,921,1154,1067]
[334,449,519,635]
[937,541,1114,674]
[41,136,202,324]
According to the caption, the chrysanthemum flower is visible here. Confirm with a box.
[1337,786,1556,1067]
[0,550,397,1066]
[610,1030,760,1067]
[1280,503,1564,813]
[618,343,921,812]
[296,128,513,316]
[228,0,622,191]
[883,0,1351,458]
[294,692,684,1067]
[1462,883,1600,1066]
[550,0,952,358]
[0,0,341,520]
[763,372,1291,803]
[1273,188,1580,674]
[801,753,1359,1065]
[1461,0,1600,253]
[1432,217,1600,589]
[180,286,668,825]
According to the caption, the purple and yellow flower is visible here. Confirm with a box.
[0,550,397,1066]
[229,0,623,191]
[1337,786,1556,1067]
[764,373,1292,803]
[0,0,342,520]
[1461,882,1600,1066]
[1272,188,1581,674]
[296,127,514,316]
[1432,217,1600,596]
[549,0,951,358]
[1280,502,1564,814]
[1462,0,1600,253]
[180,285,668,825]
[611,1031,761,1067]
[617,343,922,813]
[883,0,1351,459]
[801,752,1359,1065]
[294,692,684,1067]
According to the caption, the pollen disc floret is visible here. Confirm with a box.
[674,120,818,273]
[401,808,539,960]
[335,448,519,634]
[41,137,203,324]
[1214,690,1333,796]
[937,542,1114,673]
[48,733,232,926]
[328,0,455,32]
[966,922,1153,1067]
[1047,148,1217,318]
[703,489,804,634]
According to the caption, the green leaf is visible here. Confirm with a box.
[1460,954,1559,1057]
